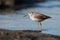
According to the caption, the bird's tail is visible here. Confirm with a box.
[46,16,51,19]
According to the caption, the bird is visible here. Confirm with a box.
[24,11,51,32]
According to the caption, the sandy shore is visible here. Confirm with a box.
[0,29,60,40]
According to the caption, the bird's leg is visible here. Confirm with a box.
[40,22,42,32]
[36,22,39,31]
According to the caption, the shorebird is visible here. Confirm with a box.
[24,12,51,32]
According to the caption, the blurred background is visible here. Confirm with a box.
[0,0,45,12]
[0,0,60,36]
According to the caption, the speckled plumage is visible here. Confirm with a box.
[28,12,51,22]
[27,11,51,32]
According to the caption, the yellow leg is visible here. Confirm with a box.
[36,22,39,30]
[40,22,42,32]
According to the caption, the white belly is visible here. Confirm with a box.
[30,16,38,21]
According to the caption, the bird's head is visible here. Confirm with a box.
[23,11,34,17]
[28,11,34,16]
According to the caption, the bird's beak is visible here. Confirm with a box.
[23,13,28,17]
[23,14,27,17]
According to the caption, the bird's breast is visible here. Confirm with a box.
[30,16,39,21]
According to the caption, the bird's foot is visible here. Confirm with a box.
[35,30,42,32]
[38,30,42,32]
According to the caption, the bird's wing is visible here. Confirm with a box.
[34,14,51,19]
[34,14,44,19]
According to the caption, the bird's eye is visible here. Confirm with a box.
[31,12,33,13]
[31,12,33,14]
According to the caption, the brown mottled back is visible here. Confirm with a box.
[32,12,51,21]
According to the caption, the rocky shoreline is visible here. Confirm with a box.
[0,29,60,40]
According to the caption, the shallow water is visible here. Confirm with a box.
[0,1,60,36]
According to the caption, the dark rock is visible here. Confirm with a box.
[0,29,60,40]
